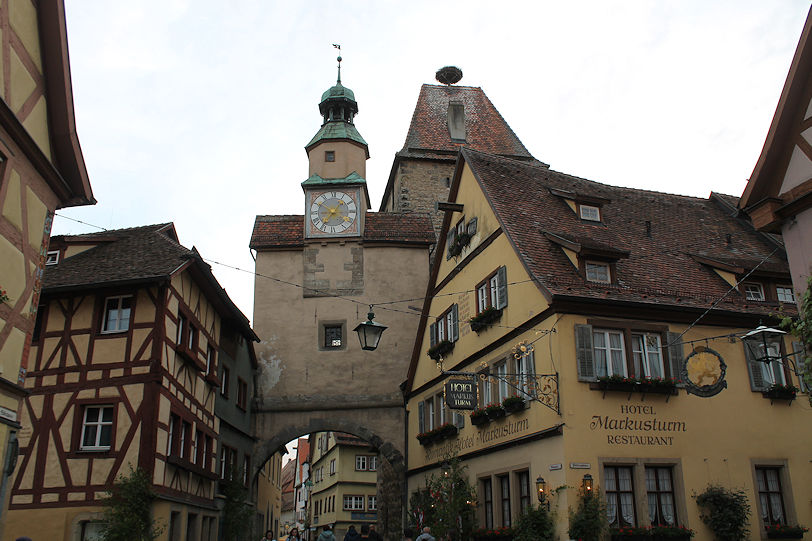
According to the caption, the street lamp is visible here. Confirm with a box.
[741,325,786,364]
[354,306,387,351]
[582,474,594,496]
[536,476,549,510]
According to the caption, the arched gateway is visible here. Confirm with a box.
[249,58,435,541]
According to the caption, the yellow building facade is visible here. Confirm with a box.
[0,0,94,533]
[309,432,378,540]
[256,451,284,538]
[405,148,809,541]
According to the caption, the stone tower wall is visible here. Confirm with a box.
[392,159,456,238]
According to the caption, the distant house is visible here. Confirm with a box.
[4,223,256,541]
[0,1,94,532]
[279,458,296,537]
[740,7,812,297]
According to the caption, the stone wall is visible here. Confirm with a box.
[393,159,456,238]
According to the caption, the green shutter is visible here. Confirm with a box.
[575,324,596,381]
[666,332,685,383]
[447,228,457,259]
[429,323,437,348]
[744,341,767,391]
[451,304,459,342]
[496,266,508,309]
[418,401,425,433]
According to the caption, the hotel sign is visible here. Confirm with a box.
[445,379,477,410]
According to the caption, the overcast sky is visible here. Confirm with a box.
[53,1,810,323]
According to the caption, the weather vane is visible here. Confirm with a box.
[332,43,342,84]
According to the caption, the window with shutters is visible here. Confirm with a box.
[429,304,459,348]
[476,267,508,314]
[574,323,682,383]
[515,350,537,398]
[743,341,790,392]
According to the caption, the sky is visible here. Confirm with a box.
[54,1,811,325]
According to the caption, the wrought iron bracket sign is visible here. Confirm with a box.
[445,379,478,409]
[681,346,727,397]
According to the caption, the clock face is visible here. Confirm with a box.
[309,190,358,235]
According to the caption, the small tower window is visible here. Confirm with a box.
[325,151,335,162]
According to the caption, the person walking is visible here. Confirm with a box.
[260,530,275,541]
[369,525,383,541]
[415,526,436,541]
[344,525,361,541]
[317,525,337,541]
[288,527,302,541]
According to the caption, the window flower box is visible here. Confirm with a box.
[485,403,506,420]
[502,395,526,413]
[596,376,677,396]
[470,408,489,426]
[763,384,798,401]
[473,526,514,541]
[448,232,472,258]
[416,431,435,446]
[611,526,653,541]
[469,307,503,333]
[435,423,458,440]
[428,339,454,361]
[650,525,695,541]
[765,524,808,539]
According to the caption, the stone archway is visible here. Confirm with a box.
[252,407,406,541]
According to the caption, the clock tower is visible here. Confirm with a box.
[303,55,371,239]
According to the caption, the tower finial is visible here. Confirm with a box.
[332,43,342,84]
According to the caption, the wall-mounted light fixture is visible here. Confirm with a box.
[582,473,594,496]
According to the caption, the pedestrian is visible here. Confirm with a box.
[260,530,275,541]
[317,524,337,541]
[415,526,435,541]
[369,525,383,541]
[288,527,302,541]
[403,527,415,541]
[344,525,361,541]
[360,524,371,539]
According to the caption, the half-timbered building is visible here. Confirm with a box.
[3,223,257,541]
[0,1,94,530]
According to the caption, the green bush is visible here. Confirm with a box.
[694,485,751,541]
[100,466,163,541]
[514,503,555,541]
[568,492,607,541]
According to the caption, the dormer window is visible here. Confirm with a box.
[776,286,795,303]
[45,250,60,265]
[585,262,611,283]
[579,205,601,222]
[743,283,765,301]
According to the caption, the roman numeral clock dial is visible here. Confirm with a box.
[309,191,358,236]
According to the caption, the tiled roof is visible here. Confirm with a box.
[45,224,191,290]
[250,212,435,249]
[461,148,791,314]
[45,223,257,339]
[399,84,535,161]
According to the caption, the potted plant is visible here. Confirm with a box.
[448,232,472,258]
[428,340,455,361]
[765,524,808,539]
[469,306,503,333]
[650,525,695,541]
[0,287,8,304]
[435,422,458,440]
[416,430,435,446]
[764,383,798,401]
[502,395,526,413]
[485,402,506,420]
[640,377,678,394]
[694,484,751,541]
[470,407,489,426]
[473,526,514,540]
[610,526,651,541]
[598,374,639,392]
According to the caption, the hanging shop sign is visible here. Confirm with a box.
[681,346,727,397]
[445,379,478,410]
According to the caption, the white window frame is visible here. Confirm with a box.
[343,495,364,511]
[45,250,60,265]
[496,361,509,401]
[80,405,114,451]
[776,286,796,303]
[585,262,611,284]
[743,283,765,301]
[761,344,787,386]
[356,455,368,471]
[369,456,378,471]
[477,283,488,312]
[579,204,601,221]
[102,295,132,333]
[593,329,628,377]
[515,350,536,397]
[632,333,665,379]
[368,495,377,511]
[428,399,435,430]
[330,458,336,475]
[206,346,215,375]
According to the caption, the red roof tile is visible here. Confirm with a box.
[250,212,435,249]
[461,148,792,314]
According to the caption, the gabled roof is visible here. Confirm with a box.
[45,222,257,340]
[250,212,436,250]
[458,147,790,310]
[400,84,534,161]
[740,6,812,209]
